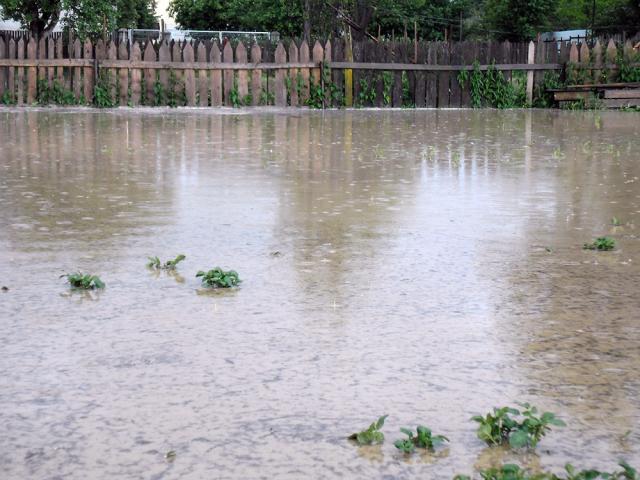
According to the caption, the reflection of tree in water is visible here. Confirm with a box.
[483,112,640,455]
[0,111,176,251]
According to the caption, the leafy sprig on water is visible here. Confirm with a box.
[147,254,186,270]
[196,267,241,288]
[454,461,637,480]
[348,415,387,445]
[61,272,105,290]
[394,425,449,453]
[472,403,565,449]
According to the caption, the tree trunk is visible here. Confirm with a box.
[303,0,311,43]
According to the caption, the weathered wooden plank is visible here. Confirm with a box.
[460,41,473,107]
[436,42,449,108]
[332,38,344,106]
[197,42,208,106]
[55,37,65,89]
[274,42,287,107]
[106,41,117,102]
[526,41,535,104]
[352,41,363,104]
[603,89,640,99]
[415,42,426,108]
[391,42,403,107]
[602,98,640,108]
[312,40,323,88]
[8,39,16,102]
[158,41,170,105]
[373,41,385,107]
[324,40,332,106]
[143,41,156,105]
[37,37,46,84]
[554,91,590,101]
[172,41,184,105]
[223,41,233,106]
[183,42,195,106]
[592,40,602,84]
[210,41,222,106]
[606,39,618,82]
[236,41,248,104]
[502,40,512,84]
[534,40,545,88]
[250,43,262,106]
[26,38,37,104]
[130,42,142,105]
[288,42,298,106]
[118,41,129,105]
[83,39,93,104]
[425,42,437,107]
[299,40,310,104]
[0,37,5,98]
[449,42,462,107]
[47,37,55,86]
[16,38,24,105]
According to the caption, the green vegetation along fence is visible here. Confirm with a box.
[0,35,638,108]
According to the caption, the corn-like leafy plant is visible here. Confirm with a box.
[196,267,241,288]
[61,272,105,290]
[583,237,615,251]
[348,415,387,445]
[394,425,448,453]
[472,404,565,449]
[147,254,186,270]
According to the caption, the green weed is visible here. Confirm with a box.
[94,73,116,108]
[348,415,387,445]
[583,237,615,251]
[611,217,622,226]
[196,267,240,288]
[394,425,448,453]
[458,63,526,108]
[61,272,105,290]
[472,403,565,449]
[36,79,77,106]
[147,254,186,270]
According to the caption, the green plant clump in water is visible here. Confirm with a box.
[394,425,449,453]
[62,272,105,290]
[348,415,387,445]
[583,237,615,251]
[147,254,186,270]
[611,217,622,226]
[454,461,638,480]
[196,267,240,288]
[472,403,565,449]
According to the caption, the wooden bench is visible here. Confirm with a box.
[548,82,640,108]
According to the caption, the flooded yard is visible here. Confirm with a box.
[0,108,639,479]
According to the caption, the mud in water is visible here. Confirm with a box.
[0,108,639,479]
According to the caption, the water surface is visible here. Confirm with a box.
[1,108,639,479]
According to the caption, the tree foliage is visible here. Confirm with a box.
[0,0,158,37]
[483,0,558,41]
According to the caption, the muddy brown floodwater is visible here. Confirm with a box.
[0,108,639,479]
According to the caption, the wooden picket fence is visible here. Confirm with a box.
[0,35,638,108]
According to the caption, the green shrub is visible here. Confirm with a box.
[583,237,615,251]
[61,272,105,289]
[196,267,240,288]
[348,415,387,445]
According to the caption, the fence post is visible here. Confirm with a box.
[0,37,5,99]
[606,39,617,82]
[344,29,353,107]
[274,42,287,107]
[223,41,233,106]
[288,42,299,106]
[526,40,534,105]
[26,37,37,104]
[251,43,262,106]
[83,39,94,104]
